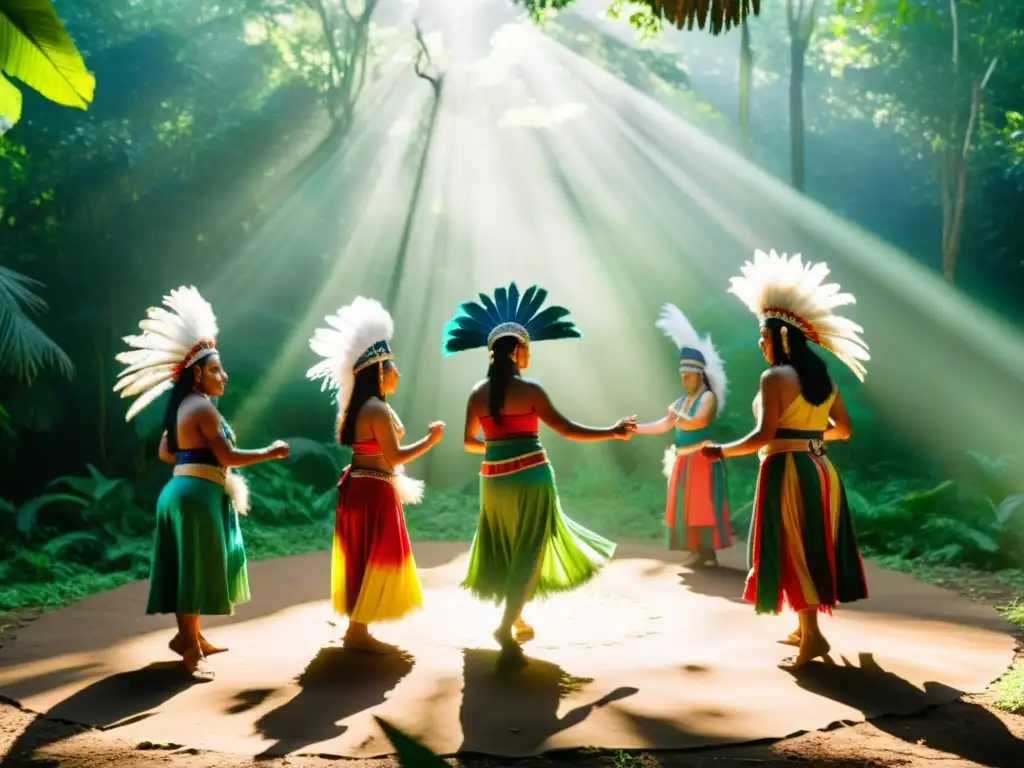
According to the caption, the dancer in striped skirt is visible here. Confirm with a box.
[636,304,731,565]
[307,297,444,653]
[702,249,871,668]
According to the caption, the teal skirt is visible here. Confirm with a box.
[146,475,251,616]
[462,436,616,604]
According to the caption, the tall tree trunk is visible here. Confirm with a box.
[786,0,818,192]
[738,19,753,154]
[939,0,997,284]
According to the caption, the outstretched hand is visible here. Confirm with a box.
[701,442,724,461]
[612,415,638,440]
[268,440,291,460]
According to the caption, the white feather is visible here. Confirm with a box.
[656,303,729,411]
[115,286,219,421]
[225,470,250,515]
[394,465,425,505]
[662,446,677,481]
[306,297,395,433]
[729,250,870,381]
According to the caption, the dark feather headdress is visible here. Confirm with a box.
[441,283,582,355]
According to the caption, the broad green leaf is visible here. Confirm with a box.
[0,70,20,124]
[374,717,449,768]
[0,0,96,125]
[16,491,88,534]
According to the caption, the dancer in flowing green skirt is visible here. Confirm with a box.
[442,283,637,665]
[115,286,290,679]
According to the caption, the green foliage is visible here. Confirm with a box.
[0,0,96,127]
[0,265,73,382]
[374,716,449,768]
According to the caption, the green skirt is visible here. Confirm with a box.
[146,474,251,616]
[462,436,616,603]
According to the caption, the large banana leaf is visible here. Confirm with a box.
[0,0,95,127]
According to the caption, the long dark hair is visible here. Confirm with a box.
[487,336,519,423]
[163,363,200,452]
[338,363,385,445]
[765,318,833,406]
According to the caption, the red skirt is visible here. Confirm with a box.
[332,467,423,623]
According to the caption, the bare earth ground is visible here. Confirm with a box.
[0,567,1021,768]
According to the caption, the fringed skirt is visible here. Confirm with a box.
[662,447,732,551]
[146,473,251,616]
[744,447,868,615]
[462,436,616,604]
[332,467,423,624]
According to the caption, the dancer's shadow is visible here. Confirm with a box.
[1,661,197,766]
[789,652,1024,767]
[253,646,414,758]
[676,565,748,606]
[458,648,637,755]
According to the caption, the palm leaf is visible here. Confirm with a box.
[0,0,96,126]
[16,491,88,534]
[374,717,449,768]
[0,265,74,382]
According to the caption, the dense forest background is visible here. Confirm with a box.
[1,0,1023,612]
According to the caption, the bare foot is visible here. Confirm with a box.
[512,618,535,644]
[170,633,227,657]
[182,646,215,682]
[779,634,831,669]
[343,634,398,655]
[777,630,801,647]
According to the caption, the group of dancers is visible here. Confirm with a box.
[113,249,871,681]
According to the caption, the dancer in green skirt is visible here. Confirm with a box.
[115,286,290,680]
[442,283,637,665]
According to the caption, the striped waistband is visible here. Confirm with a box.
[480,450,549,477]
[173,463,227,486]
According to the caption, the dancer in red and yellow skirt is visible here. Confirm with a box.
[307,297,444,653]
[636,304,731,565]
[702,250,871,668]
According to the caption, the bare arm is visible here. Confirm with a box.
[718,370,782,458]
[528,382,629,441]
[824,390,852,441]
[463,397,485,454]
[194,401,280,468]
[158,432,175,464]
[370,402,440,467]
[635,406,677,436]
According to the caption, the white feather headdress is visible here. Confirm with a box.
[728,249,870,381]
[655,303,728,411]
[114,286,220,421]
[306,297,395,428]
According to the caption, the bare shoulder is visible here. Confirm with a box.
[362,397,389,417]
[180,394,217,419]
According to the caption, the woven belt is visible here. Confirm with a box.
[350,467,397,484]
[480,450,548,477]
[173,463,227,486]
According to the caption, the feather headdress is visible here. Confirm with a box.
[441,282,581,355]
[114,286,219,421]
[655,303,728,411]
[728,249,870,381]
[306,297,395,428]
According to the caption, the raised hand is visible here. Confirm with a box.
[427,421,445,444]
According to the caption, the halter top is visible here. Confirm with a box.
[672,390,714,448]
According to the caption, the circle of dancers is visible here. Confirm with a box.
[113,249,871,681]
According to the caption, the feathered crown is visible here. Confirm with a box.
[655,303,728,411]
[113,286,219,422]
[441,282,581,355]
[728,249,870,381]
[306,297,395,427]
